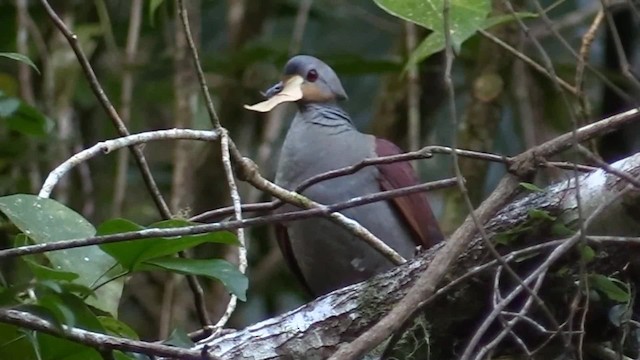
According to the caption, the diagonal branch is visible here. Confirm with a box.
[39,0,171,219]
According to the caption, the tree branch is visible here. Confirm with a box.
[197,151,640,358]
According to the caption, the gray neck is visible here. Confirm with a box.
[297,103,354,130]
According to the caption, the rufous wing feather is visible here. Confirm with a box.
[375,138,444,249]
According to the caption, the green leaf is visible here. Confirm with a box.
[0,194,123,316]
[163,328,194,348]
[0,323,35,359]
[374,0,490,64]
[519,182,544,192]
[97,219,146,270]
[578,245,595,263]
[25,259,79,282]
[0,52,40,74]
[98,316,139,340]
[99,218,238,271]
[588,274,629,303]
[405,11,537,66]
[144,257,248,301]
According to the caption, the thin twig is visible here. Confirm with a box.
[405,22,420,153]
[190,148,595,223]
[211,133,247,330]
[171,0,213,331]
[1,178,457,260]
[479,29,578,96]
[177,0,246,331]
[39,129,221,198]
[0,309,213,360]
[234,156,407,265]
[39,0,172,219]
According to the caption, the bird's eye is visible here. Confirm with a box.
[306,69,318,82]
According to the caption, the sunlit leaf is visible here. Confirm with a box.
[144,257,248,301]
[0,194,123,316]
[375,0,490,65]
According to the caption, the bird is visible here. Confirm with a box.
[245,55,443,296]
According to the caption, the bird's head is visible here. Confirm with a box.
[245,55,348,112]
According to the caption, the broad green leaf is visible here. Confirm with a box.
[144,257,248,301]
[0,194,123,316]
[375,0,490,64]
[0,52,40,74]
[97,219,147,270]
[99,218,238,271]
[588,274,629,303]
[404,11,537,66]
[25,259,79,282]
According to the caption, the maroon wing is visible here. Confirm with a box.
[274,224,314,295]
[375,138,444,249]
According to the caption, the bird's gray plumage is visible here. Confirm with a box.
[275,104,415,295]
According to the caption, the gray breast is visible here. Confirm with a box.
[275,115,416,295]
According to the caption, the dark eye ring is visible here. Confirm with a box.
[306,69,318,82]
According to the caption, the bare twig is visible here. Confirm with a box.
[405,22,420,153]
[39,129,220,198]
[0,309,213,360]
[190,147,594,223]
[211,133,247,330]
[2,178,456,260]
[479,29,579,96]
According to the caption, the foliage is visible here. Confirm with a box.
[0,195,244,358]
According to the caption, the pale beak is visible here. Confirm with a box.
[244,75,304,112]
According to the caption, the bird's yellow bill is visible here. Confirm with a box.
[244,76,304,112]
